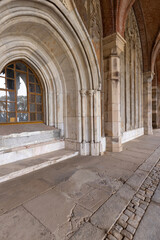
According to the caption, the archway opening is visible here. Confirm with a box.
[0,60,43,124]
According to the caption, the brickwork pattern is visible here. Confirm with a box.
[105,161,160,240]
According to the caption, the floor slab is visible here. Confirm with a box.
[0,131,160,239]
[0,206,54,240]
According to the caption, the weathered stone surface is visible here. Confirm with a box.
[90,184,134,230]
[70,222,105,240]
[23,189,76,234]
[0,177,51,215]
[152,183,160,204]
[126,224,136,235]
[134,202,160,240]
[78,188,111,212]
[121,229,133,239]
[0,206,54,240]
[112,229,123,240]
[126,169,148,190]
[128,213,141,228]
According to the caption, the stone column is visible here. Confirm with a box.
[103,33,126,152]
[80,90,89,155]
[157,79,160,128]
[152,74,158,129]
[88,90,94,144]
[92,89,101,155]
[79,89,101,156]
[143,72,154,135]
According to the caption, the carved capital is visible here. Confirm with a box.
[103,33,126,57]
[88,89,96,96]
[143,71,154,83]
[80,89,87,97]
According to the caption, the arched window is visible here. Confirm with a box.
[0,61,43,123]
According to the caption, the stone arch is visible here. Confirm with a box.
[133,0,149,72]
[151,32,160,74]
[101,0,135,37]
[116,0,135,36]
[0,0,102,155]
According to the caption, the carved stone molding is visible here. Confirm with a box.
[103,33,126,57]
[59,0,70,10]
[125,8,142,56]
[89,0,102,40]
[143,71,154,83]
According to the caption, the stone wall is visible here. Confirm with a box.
[74,0,102,71]
[152,52,160,128]
[121,8,143,139]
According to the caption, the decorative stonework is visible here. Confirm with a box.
[59,0,70,9]
[89,0,102,40]
[74,0,102,69]
[125,8,142,62]
[120,8,143,134]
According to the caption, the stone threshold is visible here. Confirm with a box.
[70,145,160,239]
[0,139,65,166]
[0,149,79,184]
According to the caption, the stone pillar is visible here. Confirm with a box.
[79,89,101,156]
[88,90,94,144]
[152,74,158,129]
[103,33,126,152]
[157,79,160,128]
[92,89,101,155]
[80,90,89,155]
[143,72,154,135]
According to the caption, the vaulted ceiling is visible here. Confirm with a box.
[100,0,160,72]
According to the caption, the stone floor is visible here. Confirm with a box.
[0,131,160,240]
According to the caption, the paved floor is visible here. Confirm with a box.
[0,132,160,239]
[134,183,160,240]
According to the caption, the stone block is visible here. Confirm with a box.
[70,222,105,240]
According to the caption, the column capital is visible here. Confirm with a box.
[143,71,154,83]
[103,32,126,57]
[87,89,96,96]
[80,89,87,96]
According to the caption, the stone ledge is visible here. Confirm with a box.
[0,150,79,184]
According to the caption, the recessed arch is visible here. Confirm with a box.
[151,32,160,74]
[0,0,102,155]
[0,60,44,124]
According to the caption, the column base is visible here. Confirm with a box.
[79,142,90,155]
[144,127,153,135]
[80,142,101,156]
[91,142,100,156]
[106,136,123,152]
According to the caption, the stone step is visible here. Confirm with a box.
[0,139,65,166]
[0,149,79,183]
[0,128,61,150]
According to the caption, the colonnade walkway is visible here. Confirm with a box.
[1,130,160,240]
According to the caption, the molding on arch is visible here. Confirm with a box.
[101,0,135,37]
[116,0,135,36]
[133,0,149,72]
[0,0,103,155]
[151,31,160,74]
[0,36,65,131]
